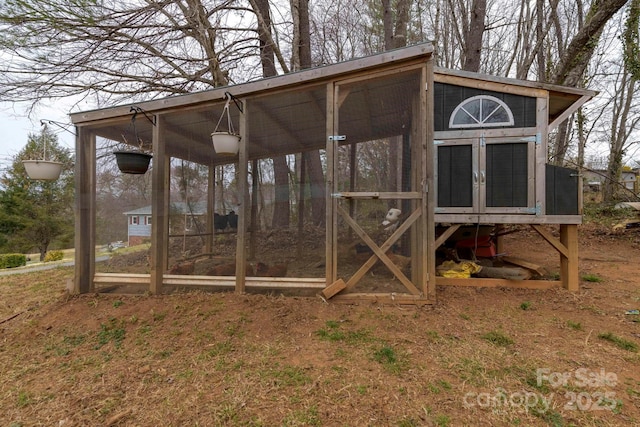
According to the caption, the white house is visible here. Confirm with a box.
[124,202,207,246]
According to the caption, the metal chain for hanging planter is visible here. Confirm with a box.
[211,92,242,155]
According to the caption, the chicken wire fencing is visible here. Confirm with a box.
[333,136,421,294]
[92,64,426,295]
[330,69,426,295]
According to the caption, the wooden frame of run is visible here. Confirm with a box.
[71,42,594,304]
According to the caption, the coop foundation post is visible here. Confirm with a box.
[560,224,579,291]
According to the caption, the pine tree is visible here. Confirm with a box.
[0,126,74,261]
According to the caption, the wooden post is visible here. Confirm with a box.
[560,224,579,291]
[150,114,169,294]
[325,82,337,286]
[494,224,505,254]
[424,58,436,301]
[236,100,249,293]
[73,127,96,294]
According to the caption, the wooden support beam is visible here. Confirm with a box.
[74,128,96,294]
[320,279,347,300]
[150,114,169,295]
[330,293,434,305]
[325,82,337,286]
[560,224,579,291]
[530,224,568,257]
[236,101,249,293]
[436,277,561,290]
[435,224,462,249]
[501,256,548,276]
[339,205,422,295]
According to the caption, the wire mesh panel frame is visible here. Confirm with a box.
[325,64,433,300]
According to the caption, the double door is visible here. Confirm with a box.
[435,136,537,214]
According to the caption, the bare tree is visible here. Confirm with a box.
[0,0,262,105]
[461,0,487,71]
[603,66,639,201]
[546,0,630,165]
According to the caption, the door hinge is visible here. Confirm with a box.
[525,203,542,215]
[329,135,346,141]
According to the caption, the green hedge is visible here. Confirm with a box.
[0,253,27,269]
[44,250,64,262]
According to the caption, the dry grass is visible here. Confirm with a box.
[1,227,640,426]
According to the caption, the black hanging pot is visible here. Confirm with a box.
[114,151,152,174]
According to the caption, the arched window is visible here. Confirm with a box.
[449,95,514,128]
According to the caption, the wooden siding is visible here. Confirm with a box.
[434,82,536,132]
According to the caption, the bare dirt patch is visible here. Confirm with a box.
[1,224,640,426]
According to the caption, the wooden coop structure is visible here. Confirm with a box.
[70,43,595,304]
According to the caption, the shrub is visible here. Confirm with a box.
[0,253,27,269]
[44,250,64,262]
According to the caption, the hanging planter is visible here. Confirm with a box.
[22,122,64,180]
[211,132,240,155]
[22,159,64,180]
[114,106,154,174]
[113,151,152,174]
[211,92,243,156]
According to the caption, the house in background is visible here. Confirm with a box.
[124,202,207,246]
[582,169,640,194]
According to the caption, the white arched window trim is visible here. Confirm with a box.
[449,95,515,129]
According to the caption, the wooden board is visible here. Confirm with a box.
[436,277,560,290]
[320,279,346,300]
[476,266,531,281]
[501,256,548,276]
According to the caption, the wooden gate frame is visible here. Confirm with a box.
[323,63,436,305]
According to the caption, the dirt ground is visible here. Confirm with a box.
[1,222,640,426]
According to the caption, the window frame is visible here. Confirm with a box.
[449,95,515,129]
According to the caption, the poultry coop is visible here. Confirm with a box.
[74,42,594,303]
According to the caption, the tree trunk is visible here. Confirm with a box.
[551,121,570,166]
[304,151,326,226]
[272,156,291,228]
[294,0,326,226]
[549,0,628,163]
[383,0,410,207]
[462,0,486,72]
[604,70,638,202]
[253,0,291,227]
[552,0,629,86]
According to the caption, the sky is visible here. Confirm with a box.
[0,101,77,173]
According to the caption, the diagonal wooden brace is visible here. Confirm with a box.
[338,205,422,295]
